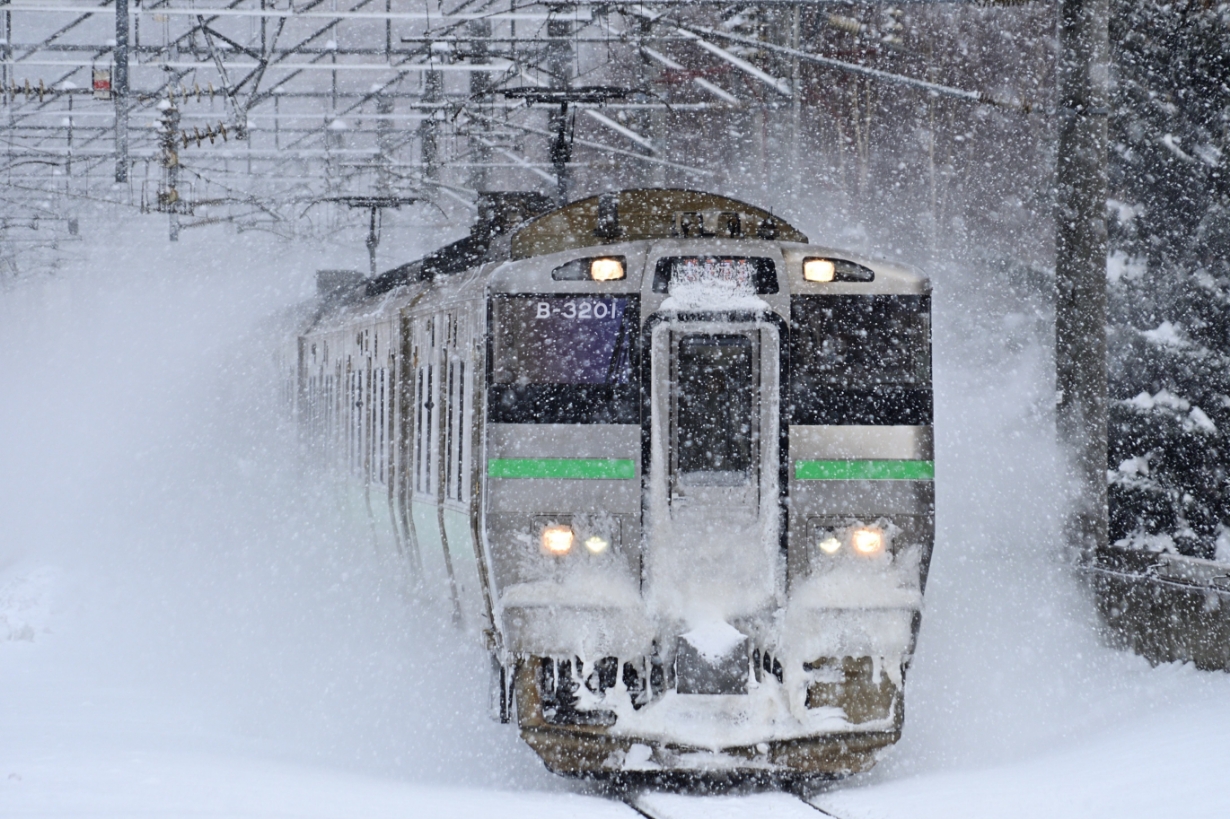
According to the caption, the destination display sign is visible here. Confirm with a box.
[652,256,778,294]
[669,257,758,291]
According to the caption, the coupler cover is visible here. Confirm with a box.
[675,622,750,695]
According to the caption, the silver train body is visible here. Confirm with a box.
[285,189,934,779]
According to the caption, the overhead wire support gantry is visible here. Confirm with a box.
[1,1,1052,247]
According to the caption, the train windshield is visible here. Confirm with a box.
[675,334,756,485]
[789,295,931,425]
[489,295,639,423]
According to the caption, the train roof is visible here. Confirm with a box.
[309,189,934,323]
[509,189,807,259]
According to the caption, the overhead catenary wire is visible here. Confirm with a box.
[466,110,713,177]
[682,23,1033,112]
[640,45,739,106]
[674,27,792,97]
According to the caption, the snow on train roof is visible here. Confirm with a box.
[509,189,808,260]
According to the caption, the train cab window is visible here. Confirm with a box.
[652,257,778,294]
[789,295,932,425]
[675,335,756,485]
[489,295,639,424]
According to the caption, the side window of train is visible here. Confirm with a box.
[374,366,388,485]
[349,368,363,475]
[413,321,436,496]
[788,295,932,425]
[443,311,469,503]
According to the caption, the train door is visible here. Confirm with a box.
[645,319,782,623]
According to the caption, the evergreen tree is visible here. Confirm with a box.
[1107,0,1230,559]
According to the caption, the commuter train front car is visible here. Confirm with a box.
[290,189,934,780]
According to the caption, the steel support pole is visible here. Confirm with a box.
[468,19,492,193]
[546,18,572,204]
[366,205,379,277]
[1055,0,1109,558]
[789,5,801,200]
[160,103,180,241]
[376,91,393,194]
[420,69,442,196]
[114,0,129,182]
[3,9,11,112]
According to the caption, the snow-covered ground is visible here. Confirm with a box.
[3,223,1229,818]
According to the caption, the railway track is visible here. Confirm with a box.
[623,789,847,819]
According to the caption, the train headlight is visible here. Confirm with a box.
[584,535,610,554]
[541,524,574,556]
[810,518,898,568]
[802,257,876,283]
[817,535,842,555]
[803,258,836,283]
[589,257,625,281]
[851,526,885,556]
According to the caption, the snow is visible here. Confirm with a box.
[1106,200,1143,226]
[812,691,1230,819]
[1106,249,1146,284]
[607,673,852,751]
[680,620,746,662]
[1160,133,1196,163]
[0,566,57,643]
[1127,389,1189,412]
[635,791,823,819]
[658,280,769,312]
[1141,319,1186,348]
[1217,528,1230,563]
[1189,406,1217,432]
[1193,142,1222,168]
[1125,389,1217,433]
[1115,455,1150,477]
[1113,531,1177,553]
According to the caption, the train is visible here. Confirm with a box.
[282,188,935,781]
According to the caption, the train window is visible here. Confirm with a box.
[415,362,435,495]
[675,335,756,485]
[651,257,778,294]
[444,360,468,502]
[488,295,639,424]
[789,295,932,425]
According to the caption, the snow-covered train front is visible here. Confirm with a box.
[287,189,934,780]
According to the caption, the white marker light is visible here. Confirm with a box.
[541,525,574,556]
[851,527,885,556]
[803,258,836,283]
[817,536,842,555]
[584,535,610,555]
[589,257,625,281]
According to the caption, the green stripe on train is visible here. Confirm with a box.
[487,458,636,480]
[794,459,935,481]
